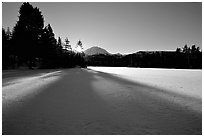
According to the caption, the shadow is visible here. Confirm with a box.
[2,69,62,79]
[87,68,201,104]
[2,69,63,87]
[2,68,202,135]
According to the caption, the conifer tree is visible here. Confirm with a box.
[12,2,44,69]
[40,24,57,68]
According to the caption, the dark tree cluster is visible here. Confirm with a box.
[86,54,128,67]
[2,2,86,70]
[86,44,202,69]
[2,27,13,69]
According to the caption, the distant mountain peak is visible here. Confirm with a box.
[84,46,110,56]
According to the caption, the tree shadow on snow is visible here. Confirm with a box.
[2,68,202,135]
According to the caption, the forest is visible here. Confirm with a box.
[2,2,86,69]
[86,45,202,69]
[2,2,202,70]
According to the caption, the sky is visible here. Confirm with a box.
[2,2,202,54]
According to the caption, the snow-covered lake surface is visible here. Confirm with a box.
[2,67,202,135]
[88,67,202,100]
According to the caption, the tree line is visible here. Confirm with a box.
[86,44,202,69]
[3,3,202,70]
[3,2,86,69]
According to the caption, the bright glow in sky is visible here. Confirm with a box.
[75,45,83,53]
[2,2,202,54]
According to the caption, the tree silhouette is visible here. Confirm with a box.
[176,48,181,53]
[191,45,196,53]
[76,40,83,51]
[3,28,11,69]
[57,37,62,49]
[40,24,58,68]
[12,2,44,69]
[3,2,88,69]
[196,47,200,52]
[65,37,72,50]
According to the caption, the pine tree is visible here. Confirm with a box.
[191,45,196,53]
[76,40,83,51]
[3,28,9,69]
[40,24,57,68]
[57,37,62,48]
[12,2,44,69]
[65,37,72,50]
[2,27,15,69]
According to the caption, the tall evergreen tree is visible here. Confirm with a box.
[12,2,44,69]
[57,37,62,48]
[191,45,196,53]
[6,27,12,40]
[40,24,58,68]
[176,47,181,53]
[76,40,83,51]
[65,37,72,50]
[3,28,9,69]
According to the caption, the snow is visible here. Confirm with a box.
[2,67,202,135]
[3,70,62,110]
[88,67,202,113]
[88,67,202,99]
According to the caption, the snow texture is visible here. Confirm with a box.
[2,67,202,135]
[88,67,202,99]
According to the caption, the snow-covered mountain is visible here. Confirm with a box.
[84,46,110,56]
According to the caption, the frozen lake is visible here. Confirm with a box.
[88,67,202,100]
[3,67,202,134]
